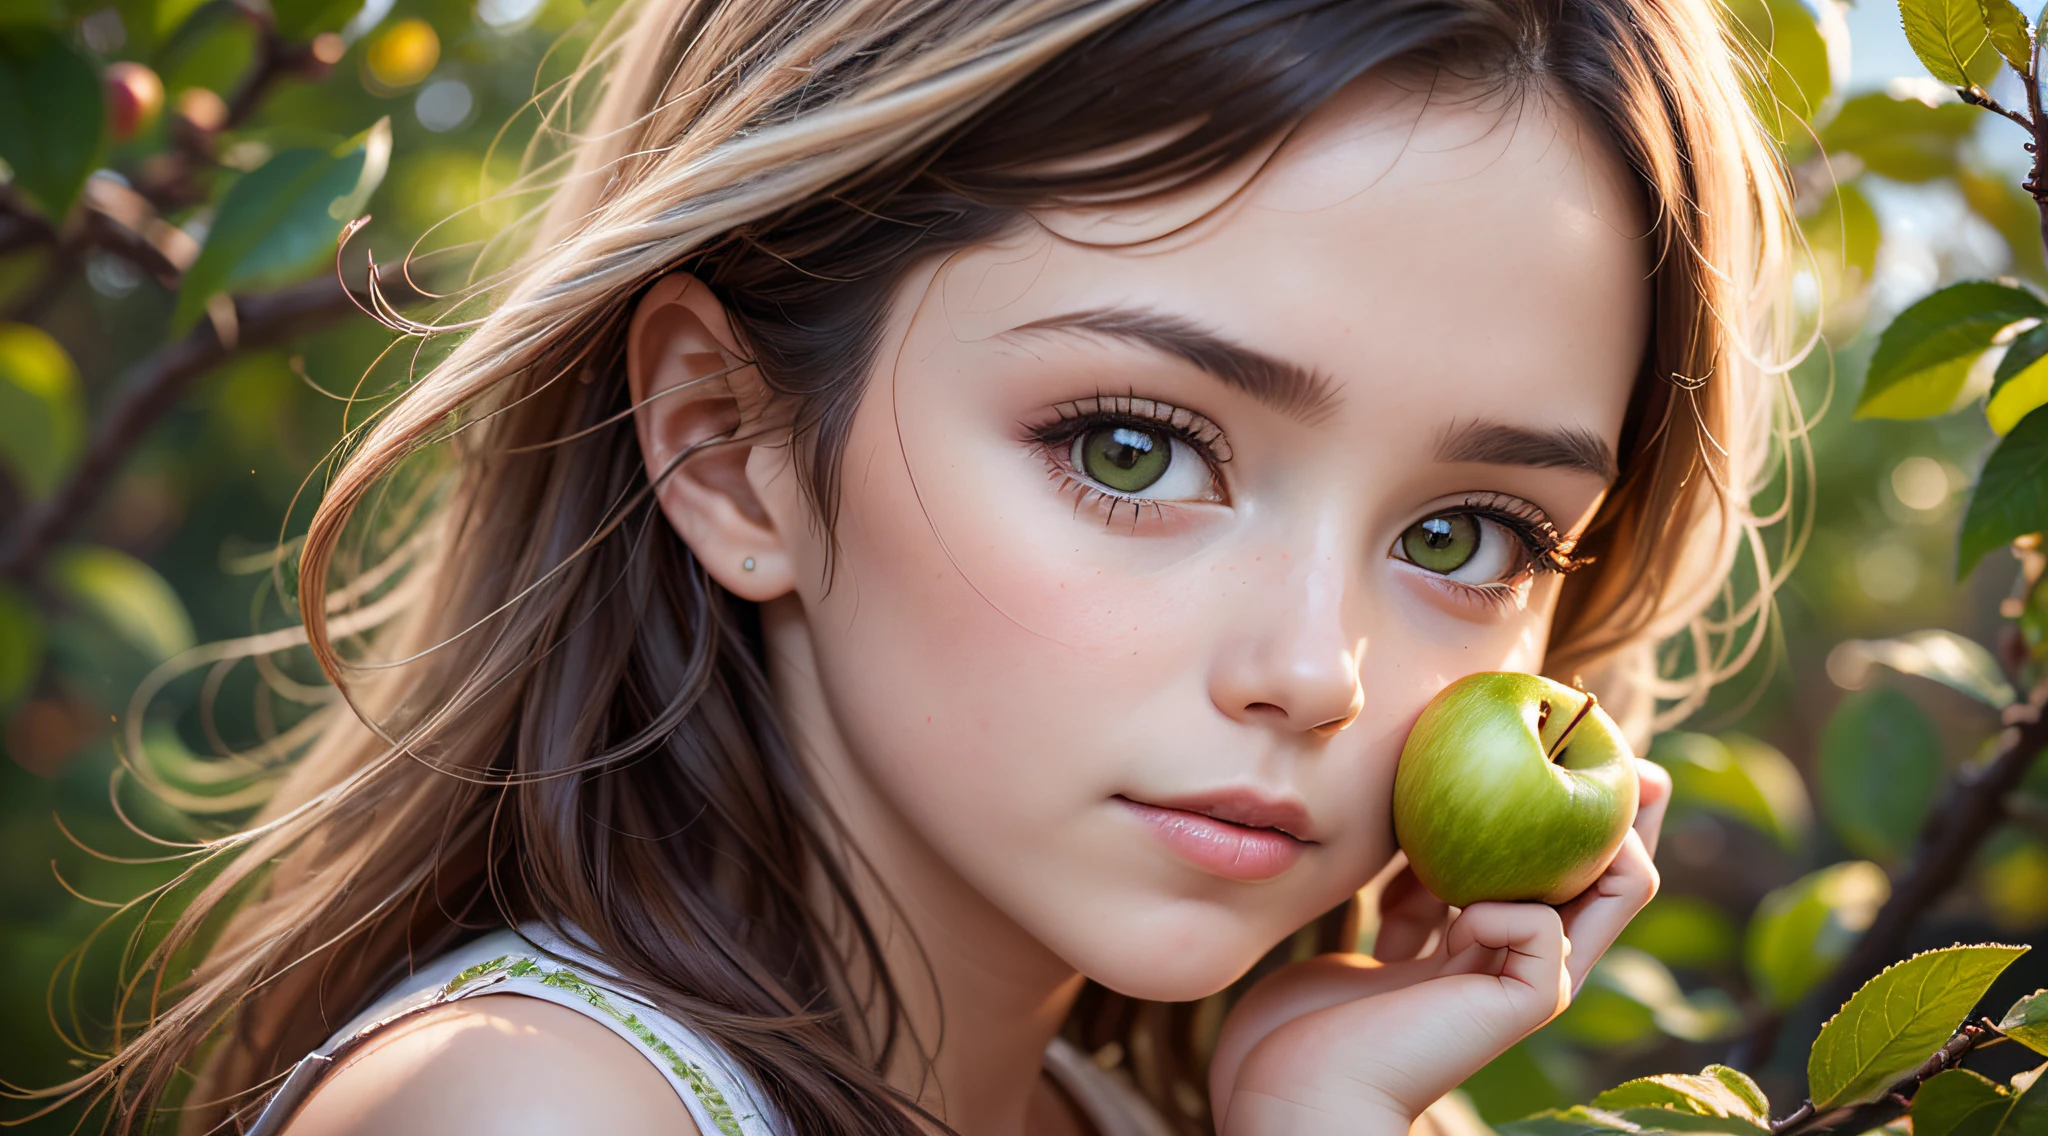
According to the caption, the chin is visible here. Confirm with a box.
[1052,908,1291,1002]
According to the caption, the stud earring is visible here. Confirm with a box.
[742,557,756,571]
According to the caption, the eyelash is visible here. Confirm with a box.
[1451,492,1576,574]
[1019,404,1588,583]
[1397,492,1585,609]
[1024,394,1230,527]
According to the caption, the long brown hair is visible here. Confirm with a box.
[39,0,1802,1132]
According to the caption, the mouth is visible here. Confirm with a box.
[1115,790,1318,882]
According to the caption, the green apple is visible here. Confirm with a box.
[1393,672,1639,907]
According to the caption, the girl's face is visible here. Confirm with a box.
[682,76,1651,1001]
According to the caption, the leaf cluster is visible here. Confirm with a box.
[1508,948,2048,1136]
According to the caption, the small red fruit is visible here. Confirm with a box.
[104,61,164,142]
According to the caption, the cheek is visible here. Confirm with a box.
[788,402,1206,813]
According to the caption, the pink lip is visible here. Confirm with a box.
[1117,791,1316,882]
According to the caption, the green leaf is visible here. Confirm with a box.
[1651,732,1811,849]
[1608,1111,1763,1135]
[1594,1067,1769,1126]
[1704,1067,1770,1120]
[1500,1107,1641,1136]
[1820,93,1980,183]
[1915,1070,2016,1136]
[1997,325,2048,389]
[172,119,393,332]
[1819,689,1944,861]
[1814,182,1880,278]
[1999,990,2048,1055]
[1912,1066,2048,1136]
[1618,895,1741,971]
[1960,167,2048,279]
[0,26,103,218]
[1826,630,2015,709]
[1902,0,1995,84]
[1979,0,2033,71]
[271,0,366,40]
[1959,405,2048,574]
[50,546,195,662]
[1859,283,2046,419]
[0,322,83,498]
[1809,944,2029,1109]
[0,582,42,707]
[1745,861,1891,1010]
[156,0,212,38]
[1724,0,1839,140]
[1801,181,1882,316]
[1557,948,1741,1044]
[1988,342,2048,435]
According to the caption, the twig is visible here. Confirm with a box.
[1770,1019,2007,1136]
[1767,1101,1814,1134]
[0,264,425,582]
[0,186,58,256]
[2025,40,2048,253]
[1959,86,2034,133]
[1787,692,2048,1028]
[134,10,342,214]
[1736,688,2048,1069]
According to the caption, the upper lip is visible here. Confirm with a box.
[1119,789,1319,843]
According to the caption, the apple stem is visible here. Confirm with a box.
[1546,691,1598,763]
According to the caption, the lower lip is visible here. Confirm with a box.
[1118,798,1307,881]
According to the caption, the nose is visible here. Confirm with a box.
[1208,555,1365,739]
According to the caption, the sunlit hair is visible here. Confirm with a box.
[34,0,1803,1133]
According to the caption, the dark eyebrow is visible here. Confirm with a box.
[1435,419,1618,482]
[1006,306,1340,424]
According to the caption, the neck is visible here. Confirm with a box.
[764,598,1086,1136]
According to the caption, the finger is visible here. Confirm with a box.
[1375,866,1451,961]
[1632,758,1672,860]
[1554,829,1659,992]
[1228,907,1571,1123]
[1443,902,1569,1003]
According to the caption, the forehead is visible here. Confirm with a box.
[930,72,1652,432]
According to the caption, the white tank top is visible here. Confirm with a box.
[245,925,1175,1136]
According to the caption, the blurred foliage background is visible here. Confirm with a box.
[1,0,2046,1130]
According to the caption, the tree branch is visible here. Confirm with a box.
[1771,1019,2007,1136]
[2024,53,2048,261]
[1959,86,2035,134]
[0,265,425,582]
[1815,692,2048,1008]
[1736,685,2048,1070]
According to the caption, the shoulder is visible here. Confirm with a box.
[281,993,700,1136]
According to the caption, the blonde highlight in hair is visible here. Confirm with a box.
[35,1,1803,1133]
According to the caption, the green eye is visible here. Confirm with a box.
[1401,514,1479,574]
[1077,425,1171,493]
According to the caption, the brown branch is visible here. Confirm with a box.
[2026,46,2048,259]
[1960,86,2035,134]
[1772,1019,2007,1136]
[1734,683,2047,1070]
[0,265,425,582]
[135,9,344,214]
[1811,691,2048,1013]
[0,186,59,256]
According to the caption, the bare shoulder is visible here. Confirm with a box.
[281,993,700,1136]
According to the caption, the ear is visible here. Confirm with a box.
[628,274,795,602]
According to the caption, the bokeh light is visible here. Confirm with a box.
[1888,455,1952,512]
[476,0,544,31]
[1854,539,1922,603]
[363,18,439,93]
[414,78,474,132]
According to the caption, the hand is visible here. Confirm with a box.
[1208,759,1671,1136]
